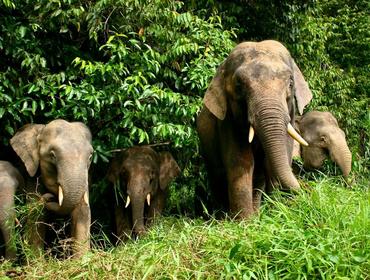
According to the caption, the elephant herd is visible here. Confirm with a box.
[0,40,351,261]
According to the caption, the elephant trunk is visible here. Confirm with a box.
[328,138,352,178]
[255,103,300,190]
[132,198,145,235]
[45,163,89,215]
[58,178,88,213]
[130,190,146,236]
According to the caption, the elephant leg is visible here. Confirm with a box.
[147,189,166,226]
[225,147,254,219]
[70,200,90,258]
[207,165,228,212]
[23,193,47,257]
[25,215,46,257]
[264,158,277,194]
[220,130,254,218]
[252,169,265,211]
[1,224,16,260]
[114,204,131,243]
[218,119,255,218]
[0,181,17,260]
[197,107,228,212]
[252,144,266,211]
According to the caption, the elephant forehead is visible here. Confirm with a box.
[232,64,290,90]
[257,40,291,56]
[123,156,157,171]
[231,40,290,60]
[318,126,345,138]
[246,61,290,81]
[302,116,338,131]
[307,111,338,126]
[42,122,90,143]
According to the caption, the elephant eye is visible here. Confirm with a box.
[88,153,93,163]
[149,173,155,184]
[289,77,294,89]
[50,150,56,161]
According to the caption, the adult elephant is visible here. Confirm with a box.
[297,111,352,177]
[107,146,180,240]
[197,40,312,218]
[0,161,24,260]
[10,119,93,258]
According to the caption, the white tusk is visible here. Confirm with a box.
[146,193,151,206]
[249,125,255,143]
[83,191,89,206]
[287,123,308,146]
[58,186,64,207]
[125,196,131,208]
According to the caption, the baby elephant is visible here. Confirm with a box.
[107,146,180,240]
[297,111,352,177]
[0,161,24,260]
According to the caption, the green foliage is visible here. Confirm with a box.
[0,0,235,212]
[285,0,370,176]
[1,179,369,278]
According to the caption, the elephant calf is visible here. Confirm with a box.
[107,146,180,241]
[296,111,352,177]
[0,161,24,260]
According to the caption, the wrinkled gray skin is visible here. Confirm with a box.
[0,161,24,260]
[297,111,352,177]
[107,146,180,239]
[197,40,312,218]
[10,119,93,258]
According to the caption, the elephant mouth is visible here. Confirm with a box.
[42,185,89,215]
[248,123,308,146]
[57,185,89,207]
[124,193,151,208]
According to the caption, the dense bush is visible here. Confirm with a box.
[0,0,235,213]
[286,0,370,177]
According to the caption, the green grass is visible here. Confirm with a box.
[1,178,369,279]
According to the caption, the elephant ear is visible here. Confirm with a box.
[294,115,302,131]
[159,152,180,191]
[203,63,227,120]
[10,124,45,177]
[292,60,313,115]
[72,122,92,143]
[107,151,127,184]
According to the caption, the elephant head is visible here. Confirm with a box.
[10,120,93,215]
[107,146,180,236]
[203,40,312,190]
[297,111,352,177]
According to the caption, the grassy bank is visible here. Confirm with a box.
[1,178,369,279]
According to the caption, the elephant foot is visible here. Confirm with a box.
[285,184,300,192]
[71,241,90,259]
[5,248,17,261]
[132,226,146,240]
